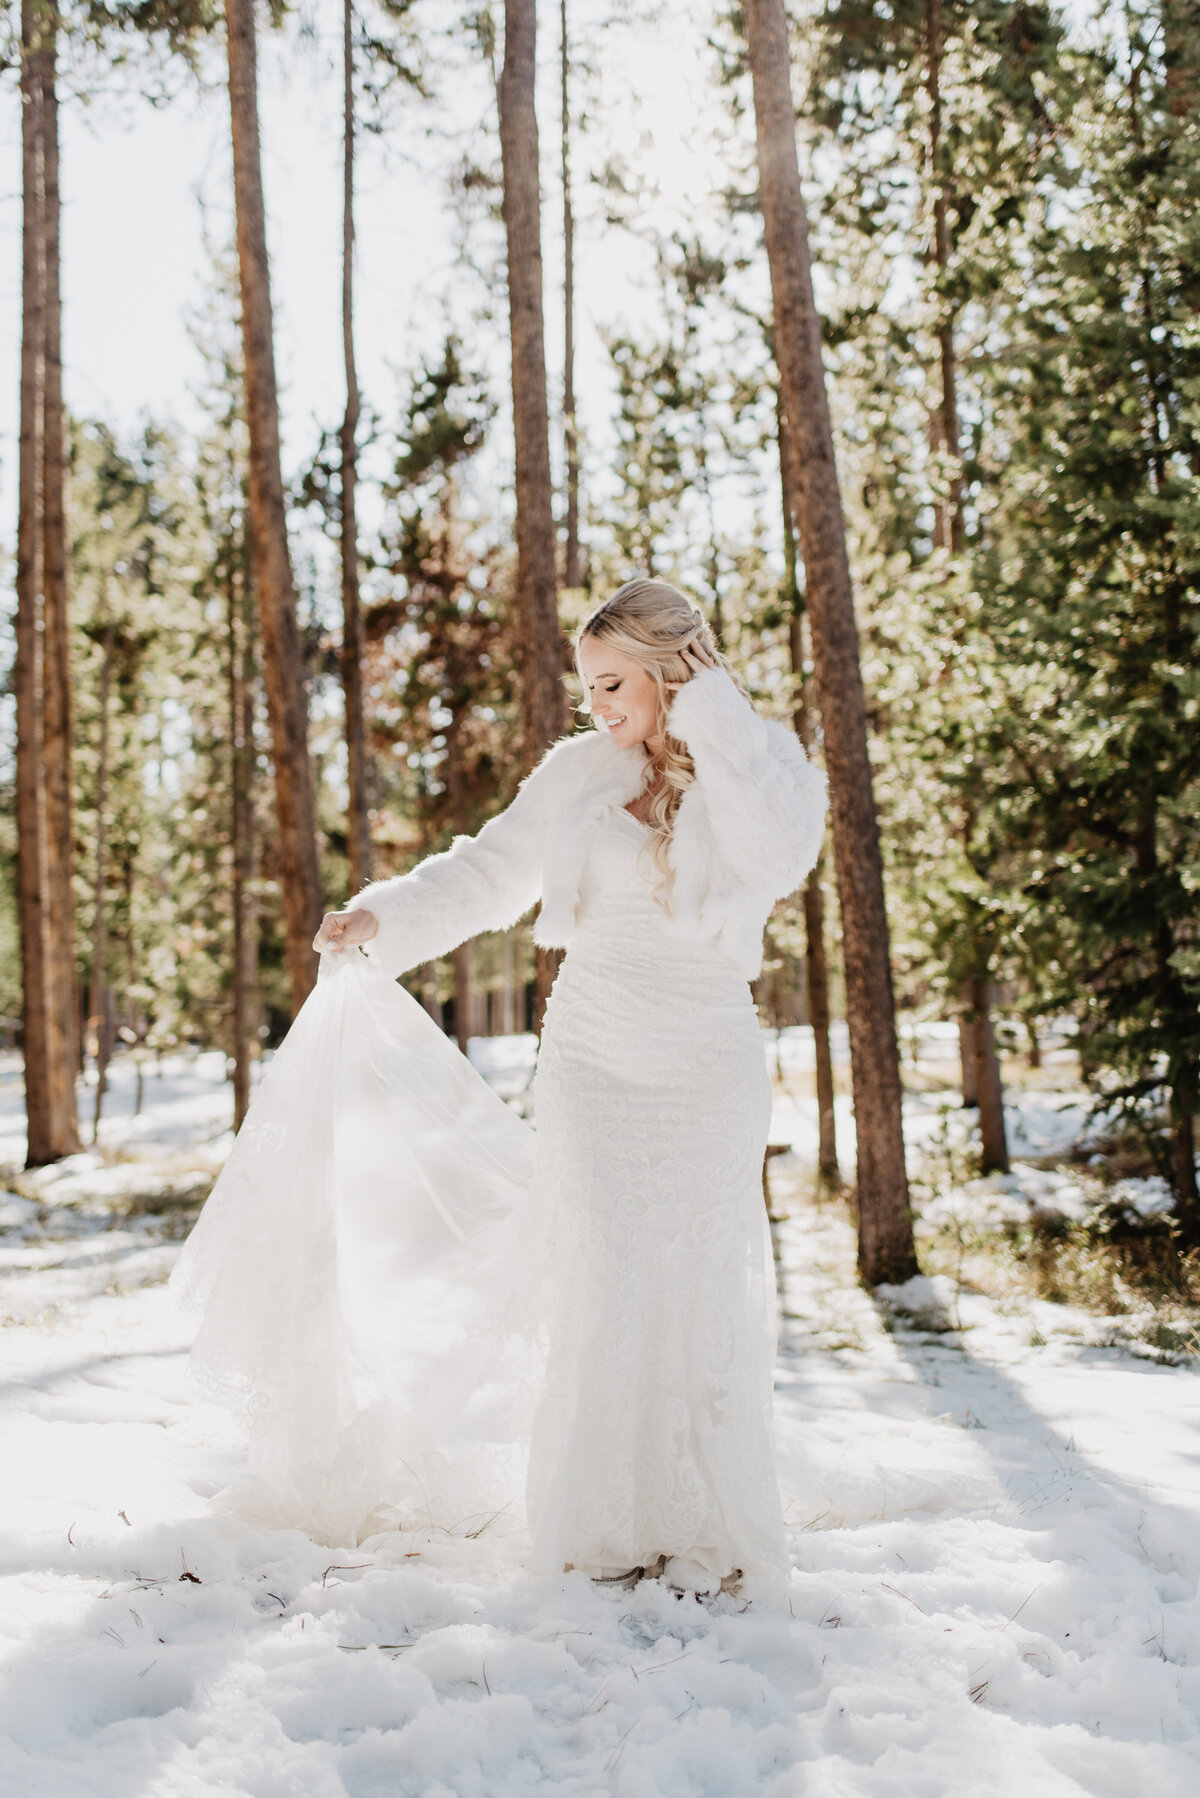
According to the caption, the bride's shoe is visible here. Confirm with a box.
[589,1566,643,1589]
[662,1557,722,1597]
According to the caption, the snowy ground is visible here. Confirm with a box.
[1,1035,1198,1795]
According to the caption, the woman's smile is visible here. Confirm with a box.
[576,639,663,749]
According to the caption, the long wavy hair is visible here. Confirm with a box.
[575,577,739,905]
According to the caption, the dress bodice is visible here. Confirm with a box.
[569,804,744,977]
[572,806,663,931]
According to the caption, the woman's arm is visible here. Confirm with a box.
[320,733,585,980]
[667,665,828,900]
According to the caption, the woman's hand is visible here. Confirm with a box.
[312,908,379,955]
[665,637,719,691]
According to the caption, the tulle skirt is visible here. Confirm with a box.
[173,941,786,1578]
[171,952,540,1547]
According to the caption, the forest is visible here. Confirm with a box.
[5,0,1200,1288]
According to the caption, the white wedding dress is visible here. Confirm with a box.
[174,786,790,1582]
[528,805,784,1578]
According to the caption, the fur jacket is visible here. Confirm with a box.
[348,666,828,983]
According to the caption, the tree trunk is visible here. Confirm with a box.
[452,941,474,1055]
[930,0,973,1120]
[1163,0,1200,119]
[15,2,49,1165]
[747,0,915,1285]
[226,0,323,1013]
[501,0,567,1038]
[803,868,838,1183]
[503,930,521,1034]
[924,0,964,555]
[89,614,114,1144]
[228,559,258,1132]
[15,6,64,1168]
[970,973,1009,1174]
[421,961,443,1028]
[959,1009,978,1105]
[341,0,372,891]
[40,25,79,1152]
[560,0,582,590]
[1169,1070,1199,1224]
[499,0,567,764]
[1026,1018,1041,1070]
[780,409,838,1184]
[534,944,562,1035]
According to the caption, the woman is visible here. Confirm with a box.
[176,578,826,1594]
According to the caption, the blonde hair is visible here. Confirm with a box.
[575,577,738,905]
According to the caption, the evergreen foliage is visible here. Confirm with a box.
[1,0,1198,1211]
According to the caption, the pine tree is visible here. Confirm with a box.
[744,0,916,1284]
[337,0,423,893]
[225,0,322,1014]
[368,340,522,1046]
[976,5,1200,1217]
[560,0,583,592]
[498,0,567,764]
[16,0,80,1163]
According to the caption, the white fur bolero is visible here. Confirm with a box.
[348,667,828,983]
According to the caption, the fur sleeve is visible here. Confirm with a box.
[667,667,828,899]
[346,733,587,979]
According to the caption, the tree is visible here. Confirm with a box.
[369,340,520,1046]
[602,234,764,626]
[498,0,568,1027]
[225,515,258,1129]
[225,0,322,1012]
[341,0,371,892]
[498,0,567,763]
[192,311,260,1130]
[809,0,1067,1159]
[560,0,582,590]
[15,0,80,1164]
[779,409,838,1185]
[743,0,915,1284]
[335,0,421,893]
[975,4,1200,1218]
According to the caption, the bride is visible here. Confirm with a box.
[174,578,826,1596]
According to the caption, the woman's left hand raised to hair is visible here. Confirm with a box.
[665,638,718,690]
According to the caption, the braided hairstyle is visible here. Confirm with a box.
[575,577,738,904]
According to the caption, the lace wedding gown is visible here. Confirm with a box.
[174,789,789,1582]
[529,805,784,1578]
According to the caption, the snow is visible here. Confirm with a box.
[1,1034,1198,1795]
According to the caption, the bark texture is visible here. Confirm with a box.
[745,0,915,1283]
[499,0,567,764]
[226,0,323,1012]
[451,941,474,1056]
[1170,1077,1199,1220]
[89,612,114,1144]
[969,974,1010,1174]
[560,0,582,590]
[40,36,79,1136]
[16,2,79,1165]
[341,0,372,890]
[924,0,964,554]
[421,962,443,1028]
[959,1009,979,1105]
[781,410,838,1183]
[803,859,838,1183]
[228,561,258,1132]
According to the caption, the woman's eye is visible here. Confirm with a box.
[605,682,621,693]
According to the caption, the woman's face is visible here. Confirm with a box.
[577,638,662,752]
